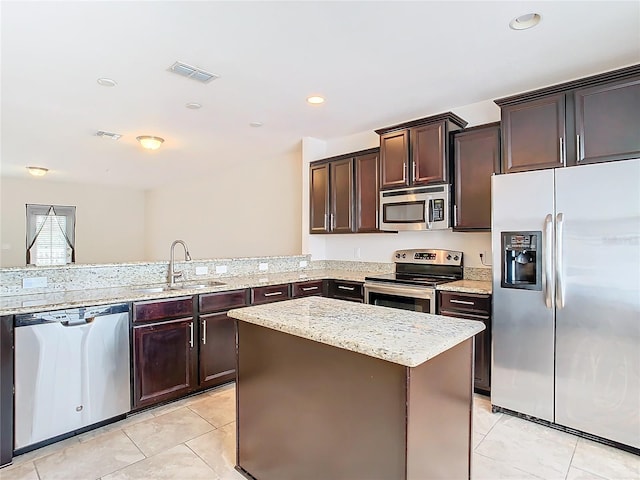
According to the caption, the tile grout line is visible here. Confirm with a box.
[563,436,580,480]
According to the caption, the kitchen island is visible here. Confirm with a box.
[227,296,485,480]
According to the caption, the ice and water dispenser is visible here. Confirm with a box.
[501,231,542,290]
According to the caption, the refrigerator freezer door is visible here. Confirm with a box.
[491,169,556,421]
[554,159,640,448]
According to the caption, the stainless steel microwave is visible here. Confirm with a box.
[379,185,451,231]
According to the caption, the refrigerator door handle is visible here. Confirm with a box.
[544,214,554,309]
[555,212,565,308]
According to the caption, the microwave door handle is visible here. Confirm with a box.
[426,198,433,229]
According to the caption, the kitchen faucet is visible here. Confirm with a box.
[169,240,192,288]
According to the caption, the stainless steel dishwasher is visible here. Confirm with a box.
[14,303,131,452]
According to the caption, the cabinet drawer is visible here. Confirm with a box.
[133,297,194,323]
[438,292,490,315]
[251,284,291,305]
[328,280,363,302]
[291,280,324,298]
[199,289,248,314]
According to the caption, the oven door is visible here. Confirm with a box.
[364,282,435,314]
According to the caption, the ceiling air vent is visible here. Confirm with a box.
[168,61,219,83]
[96,131,122,140]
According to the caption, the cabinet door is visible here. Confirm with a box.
[380,129,409,189]
[309,163,330,233]
[574,77,640,165]
[327,280,363,302]
[291,280,324,298]
[354,152,379,232]
[200,313,236,389]
[251,284,291,304]
[501,94,566,173]
[330,158,355,233]
[453,124,500,231]
[133,317,197,409]
[412,121,448,185]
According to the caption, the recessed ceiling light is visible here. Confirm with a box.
[96,130,122,140]
[249,121,263,128]
[307,95,325,105]
[27,166,48,177]
[97,78,117,87]
[509,13,541,30]
[186,103,202,110]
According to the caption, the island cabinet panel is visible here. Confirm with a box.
[574,77,640,165]
[236,322,407,480]
[251,284,291,305]
[438,291,492,394]
[291,280,324,298]
[198,289,248,389]
[133,317,198,409]
[501,93,566,173]
[452,123,501,231]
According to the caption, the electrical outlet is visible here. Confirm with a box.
[299,260,308,268]
[259,262,269,271]
[195,266,208,275]
[23,277,48,288]
[215,265,228,274]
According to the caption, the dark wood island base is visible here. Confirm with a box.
[234,321,474,480]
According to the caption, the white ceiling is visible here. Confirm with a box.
[1,1,639,190]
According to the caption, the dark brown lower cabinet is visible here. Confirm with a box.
[198,289,249,389]
[133,317,198,409]
[438,291,492,394]
[0,316,13,466]
[327,280,364,303]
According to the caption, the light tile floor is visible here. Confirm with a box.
[0,385,638,480]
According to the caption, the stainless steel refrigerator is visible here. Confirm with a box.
[491,158,640,449]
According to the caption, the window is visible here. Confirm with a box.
[26,204,76,266]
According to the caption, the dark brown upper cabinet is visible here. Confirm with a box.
[500,94,566,173]
[574,77,640,165]
[309,148,380,234]
[376,112,467,190]
[354,151,380,232]
[452,123,501,231]
[496,64,640,173]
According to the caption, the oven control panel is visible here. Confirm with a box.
[393,249,463,266]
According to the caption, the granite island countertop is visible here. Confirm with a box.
[0,269,373,316]
[227,296,486,368]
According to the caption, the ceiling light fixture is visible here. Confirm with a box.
[185,103,202,110]
[509,13,541,30]
[307,95,325,105]
[27,166,48,177]
[136,136,165,150]
[97,78,117,87]
[249,121,263,127]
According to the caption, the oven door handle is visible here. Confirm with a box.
[364,282,435,300]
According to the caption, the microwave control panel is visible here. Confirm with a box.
[431,199,445,222]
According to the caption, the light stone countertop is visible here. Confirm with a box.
[0,269,371,316]
[437,280,492,295]
[228,296,485,368]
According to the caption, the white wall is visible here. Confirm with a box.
[301,99,500,268]
[144,149,302,261]
[0,176,145,267]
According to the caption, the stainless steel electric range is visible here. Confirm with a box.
[364,249,463,314]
